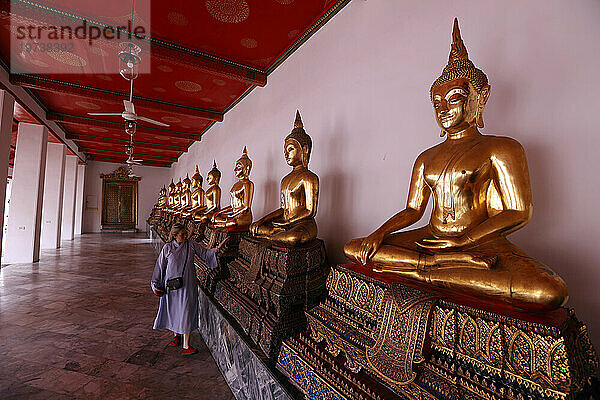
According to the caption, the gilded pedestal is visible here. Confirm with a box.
[214,235,328,360]
[277,264,599,400]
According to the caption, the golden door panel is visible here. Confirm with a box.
[101,181,138,229]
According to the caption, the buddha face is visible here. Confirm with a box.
[234,160,250,179]
[284,138,303,167]
[432,77,478,133]
[207,171,220,186]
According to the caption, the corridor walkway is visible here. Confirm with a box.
[0,233,234,400]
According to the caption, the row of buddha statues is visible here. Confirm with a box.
[155,109,318,246]
[151,18,568,313]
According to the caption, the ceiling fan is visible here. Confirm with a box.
[87,42,169,128]
[88,99,169,128]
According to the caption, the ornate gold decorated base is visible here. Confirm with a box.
[194,225,249,294]
[212,235,328,360]
[277,264,599,400]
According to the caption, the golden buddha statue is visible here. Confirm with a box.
[212,147,254,228]
[167,179,176,210]
[250,111,319,246]
[190,165,206,214]
[155,186,166,209]
[344,19,568,311]
[179,174,193,213]
[173,178,182,210]
[196,161,222,223]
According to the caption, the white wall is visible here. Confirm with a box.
[168,1,600,343]
[82,161,171,233]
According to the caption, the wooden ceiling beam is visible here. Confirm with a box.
[78,147,178,162]
[66,133,188,152]
[150,42,267,87]
[86,155,171,168]
[47,112,202,141]
[11,75,224,122]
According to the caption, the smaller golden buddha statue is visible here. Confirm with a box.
[250,111,319,245]
[196,161,222,223]
[190,166,206,215]
[173,178,183,211]
[179,174,193,213]
[158,186,168,209]
[167,179,176,210]
[212,147,254,228]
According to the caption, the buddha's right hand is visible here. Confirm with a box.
[358,231,385,265]
[250,221,260,235]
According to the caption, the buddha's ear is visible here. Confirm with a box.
[476,84,491,128]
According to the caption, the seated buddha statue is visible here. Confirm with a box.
[180,174,193,214]
[212,147,254,228]
[344,19,568,311]
[250,111,319,246]
[158,186,167,209]
[196,161,222,223]
[167,179,176,210]
[189,166,206,216]
[173,178,183,210]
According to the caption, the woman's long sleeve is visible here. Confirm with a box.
[151,245,168,290]
[191,240,218,269]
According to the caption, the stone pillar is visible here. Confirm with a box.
[74,164,85,235]
[61,155,78,241]
[0,91,14,259]
[4,123,47,263]
[40,143,66,249]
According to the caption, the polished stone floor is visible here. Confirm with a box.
[0,233,234,400]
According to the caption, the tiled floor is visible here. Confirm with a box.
[0,233,234,400]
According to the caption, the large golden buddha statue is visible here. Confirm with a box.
[344,19,567,310]
[196,161,222,223]
[189,166,206,214]
[250,111,319,245]
[212,147,254,228]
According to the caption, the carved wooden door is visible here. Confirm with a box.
[100,167,141,230]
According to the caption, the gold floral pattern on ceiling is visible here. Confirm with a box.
[205,0,250,24]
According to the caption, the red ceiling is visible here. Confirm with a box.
[0,0,349,167]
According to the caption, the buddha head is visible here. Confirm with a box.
[191,165,203,189]
[175,178,183,193]
[234,147,252,179]
[284,110,312,168]
[168,179,176,194]
[207,160,221,186]
[431,18,490,135]
[182,174,192,190]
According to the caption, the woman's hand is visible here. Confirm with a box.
[215,237,230,251]
[153,288,165,297]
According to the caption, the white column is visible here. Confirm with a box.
[0,91,14,259]
[4,123,47,263]
[74,164,85,235]
[61,155,78,241]
[40,143,66,249]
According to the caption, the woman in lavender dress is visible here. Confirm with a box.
[151,223,227,355]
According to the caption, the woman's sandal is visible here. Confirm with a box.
[181,346,198,355]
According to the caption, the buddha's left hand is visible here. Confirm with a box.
[417,236,469,249]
